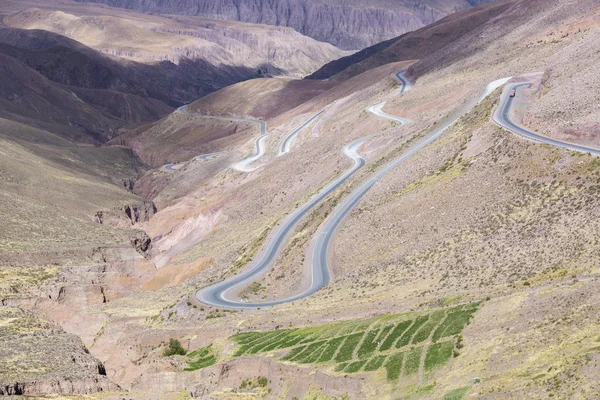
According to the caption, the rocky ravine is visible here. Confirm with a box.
[74,0,497,49]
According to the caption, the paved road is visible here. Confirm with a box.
[232,119,268,172]
[177,105,269,172]
[162,162,185,172]
[196,71,412,308]
[278,110,325,156]
[161,152,223,172]
[195,135,373,308]
[308,76,512,307]
[394,70,411,92]
[493,83,600,156]
[367,103,412,125]
[365,71,412,123]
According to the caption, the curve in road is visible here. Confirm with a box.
[493,82,600,156]
[232,119,268,172]
[310,77,512,303]
[278,110,325,156]
[162,152,223,172]
[394,70,411,92]
[367,103,412,125]
[177,105,269,172]
[196,136,372,308]
[364,71,412,124]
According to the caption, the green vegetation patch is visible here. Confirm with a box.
[296,341,329,364]
[289,340,327,362]
[424,342,455,371]
[335,362,348,372]
[334,332,365,362]
[344,360,367,373]
[240,376,268,389]
[163,338,186,357]
[379,320,413,351]
[185,344,216,371]
[432,305,478,340]
[396,316,429,348]
[403,346,423,376]
[316,336,346,363]
[281,345,308,361]
[199,302,480,382]
[363,355,387,372]
[443,386,470,400]
[385,352,405,381]
[412,310,445,344]
[357,328,382,359]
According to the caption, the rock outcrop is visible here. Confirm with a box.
[0,307,120,396]
[94,200,157,227]
[1,377,117,396]
[75,0,498,49]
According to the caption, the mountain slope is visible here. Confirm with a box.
[0,27,210,142]
[308,0,512,81]
[0,49,172,143]
[2,1,350,78]
[72,0,498,49]
[0,28,210,107]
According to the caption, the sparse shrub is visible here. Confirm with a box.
[163,338,186,356]
[257,376,268,387]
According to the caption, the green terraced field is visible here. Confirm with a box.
[424,341,455,371]
[188,302,480,384]
[403,346,423,376]
[385,352,405,381]
[185,345,217,371]
[334,332,364,362]
[379,320,412,351]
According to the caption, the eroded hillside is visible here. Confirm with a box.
[2,0,350,79]
[72,0,497,49]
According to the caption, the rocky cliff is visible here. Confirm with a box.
[74,0,498,49]
[94,200,157,227]
[0,307,119,396]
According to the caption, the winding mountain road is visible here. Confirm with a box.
[493,83,600,156]
[232,119,268,172]
[196,135,373,308]
[195,72,510,309]
[367,103,412,124]
[177,105,269,172]
[278,111,325,156]
[196,72,410,308]
[161,152,223,172]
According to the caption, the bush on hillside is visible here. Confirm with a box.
[163,338,187,356]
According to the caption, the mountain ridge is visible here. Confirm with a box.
[73,0,498,49]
